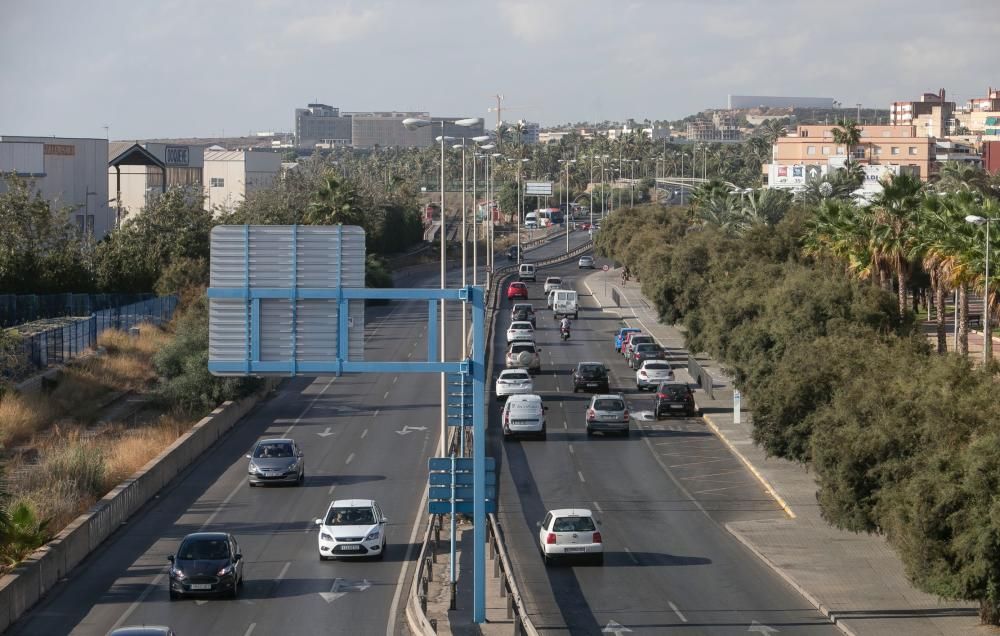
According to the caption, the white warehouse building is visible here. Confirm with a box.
[203,149,282,214]
[0,135,114,238]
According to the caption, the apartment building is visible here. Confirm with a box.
[295,104,352,149]
[956,87,1000,138]
[889,89,956,137]
[0,135,114,238]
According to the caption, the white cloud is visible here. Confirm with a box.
[281,6,383,45]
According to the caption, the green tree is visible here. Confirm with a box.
[831,119,863,161]
[870,173,924,318]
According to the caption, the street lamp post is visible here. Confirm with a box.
[402,117,479,457]
[558,159,575,253]
[966,214,999,363]
[472,139,493,288]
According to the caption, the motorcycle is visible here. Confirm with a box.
[560,325,571,341]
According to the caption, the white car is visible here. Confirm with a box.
[315,499,387,560]
[495,369,534,401]
[537,508,603,565]
[501,394,546,439]
[506,321,535,343]
[636,359,675,390]
[578,256,595,269]
[543,277,563,294]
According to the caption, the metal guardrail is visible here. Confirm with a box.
[487,514,539,636]
[688,356,715,400]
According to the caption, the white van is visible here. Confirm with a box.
[502,394,546,439]
[552,290,578,319]
[518,263,536,282]
[524,212,538,227]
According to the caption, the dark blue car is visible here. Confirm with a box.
[614,327,641,352]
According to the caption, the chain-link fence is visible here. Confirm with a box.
[16,296,178,373]
[0,293,158,328]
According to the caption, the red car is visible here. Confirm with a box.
[579,222,592,231]
[507,282,528,300]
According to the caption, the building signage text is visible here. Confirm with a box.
[44,144,76,156]
[164,145,190,166]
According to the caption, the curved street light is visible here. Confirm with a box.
[966,214,1000,363]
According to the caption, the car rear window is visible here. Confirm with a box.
[502,371,529,380]
[510,322,533,330]
[644,362,670,370]
[578,365,607,378]
[660,384,689,398]
[511,344,535,353]
[635,344,659,352]
[631,336,653,345]
[553,516,596,532]
[594,399,624,411]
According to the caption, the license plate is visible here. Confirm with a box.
[564,547,585,553]
[586,383,598,387]
[339,545,361,551]
[671,404,684,409]
[190,583,212,590]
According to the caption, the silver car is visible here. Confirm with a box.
[247,438,305,486]
[578,256,595,269]
[585,394,630,437]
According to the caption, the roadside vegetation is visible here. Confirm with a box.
[595,160,1000,623]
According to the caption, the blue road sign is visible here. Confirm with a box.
[429,457,496,472]
[430,486,496,500]
[429,472,496,487]
[430,500,497,515]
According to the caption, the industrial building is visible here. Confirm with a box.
[203,149,282,214]
[728,95,835,110]
[108,142,206,221]
[293,104,485,149]
[0,135,114,238]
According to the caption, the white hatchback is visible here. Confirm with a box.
[502,394,547,439]
[495,369,534,401]
[636,359,675,390]
[315,499,387,561]
[537,508,603,565]
[543,277,563,294]
[506,321,535,343]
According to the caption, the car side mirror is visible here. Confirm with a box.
[245,454,252,459]
[544,406,549,411]
[315,518,323,526]
[297,452,304,458]
[234,553,243,562]
[167,555,175,563]
[535,521,541,528]
[382,517,389,524]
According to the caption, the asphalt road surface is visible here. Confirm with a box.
[489,252,842,635]
[8,230,585,636]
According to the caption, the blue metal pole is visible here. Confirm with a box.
[471,285,486,623]
[450,452,456,585]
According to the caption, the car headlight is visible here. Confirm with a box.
[217,564,234,576]
[248,461,259,473]
[320,532,333,541]
[366,529,381,541]
[287,461,299,472]
[170,567,186,579]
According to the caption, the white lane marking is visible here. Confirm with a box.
[386,486,430,636]
[373,409,380,418]
[680,469,744,479]
[393,376,398,384]
[361,428,368,439]
[328,483,337,496]
[112,476,246,630]
[563,421,568,429]
[668,458,732,468]
[276,561,291,582]
[669,601,688,623]
[407,352,413,358]
[592,501,603,512]
[384,391,390,400]
[578,471,586,483]
[624,546,639,564]
[283,376,337,437]
[555,385,560,392]
[346,452,355,465]
[693,484,747,494]
[244,624,257,636]
[568,444,575,455]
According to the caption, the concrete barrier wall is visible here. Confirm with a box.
[0,380,277,631]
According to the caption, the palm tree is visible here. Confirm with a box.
[305,173,368,228]
[831,119,863,162]
[758,118,788,146]
[870,173,924,317]
[802,199,880,284]
[935,161,993,195]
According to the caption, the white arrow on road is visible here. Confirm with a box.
[748,620,779,633]
[317,427,335,437]
[396,425,428,436]
[602,621,633,635]
[320,577,372,603]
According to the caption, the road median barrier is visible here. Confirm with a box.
[0,378,279,631]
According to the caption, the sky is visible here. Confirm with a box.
[3,0,999,140]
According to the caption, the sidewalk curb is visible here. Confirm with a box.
[725,523,858,636]
[700,414,796,520]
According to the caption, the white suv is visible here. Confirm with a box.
[537,508,603,565]
[315,499,387,561]
[543,277,563,294]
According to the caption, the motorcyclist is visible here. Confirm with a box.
[559,316,571,334]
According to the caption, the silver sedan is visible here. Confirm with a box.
[247,438,305,486]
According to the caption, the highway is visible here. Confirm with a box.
[9,230,584,636]
[489,252,841,635]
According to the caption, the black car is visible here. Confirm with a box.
[507,246,521,260]
[168,532,244,600]
[573,362,610,393]
[629,343,665,369]
[653,382,696,418]
[510,303,536,327]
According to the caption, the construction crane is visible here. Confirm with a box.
[487,94,535,147]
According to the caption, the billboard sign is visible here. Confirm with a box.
[164,145,190,166]
[525,181,553,196]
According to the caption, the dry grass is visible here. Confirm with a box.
[0,392,55,448]
[103,415,189,487]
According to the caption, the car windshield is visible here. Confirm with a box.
[552,516,596,532]
[326,506,375,526]
[179,538,230,560]
[254,442,293,458]
[644,362,671,371]
[594,399,624,411]
[578,365,607,378]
